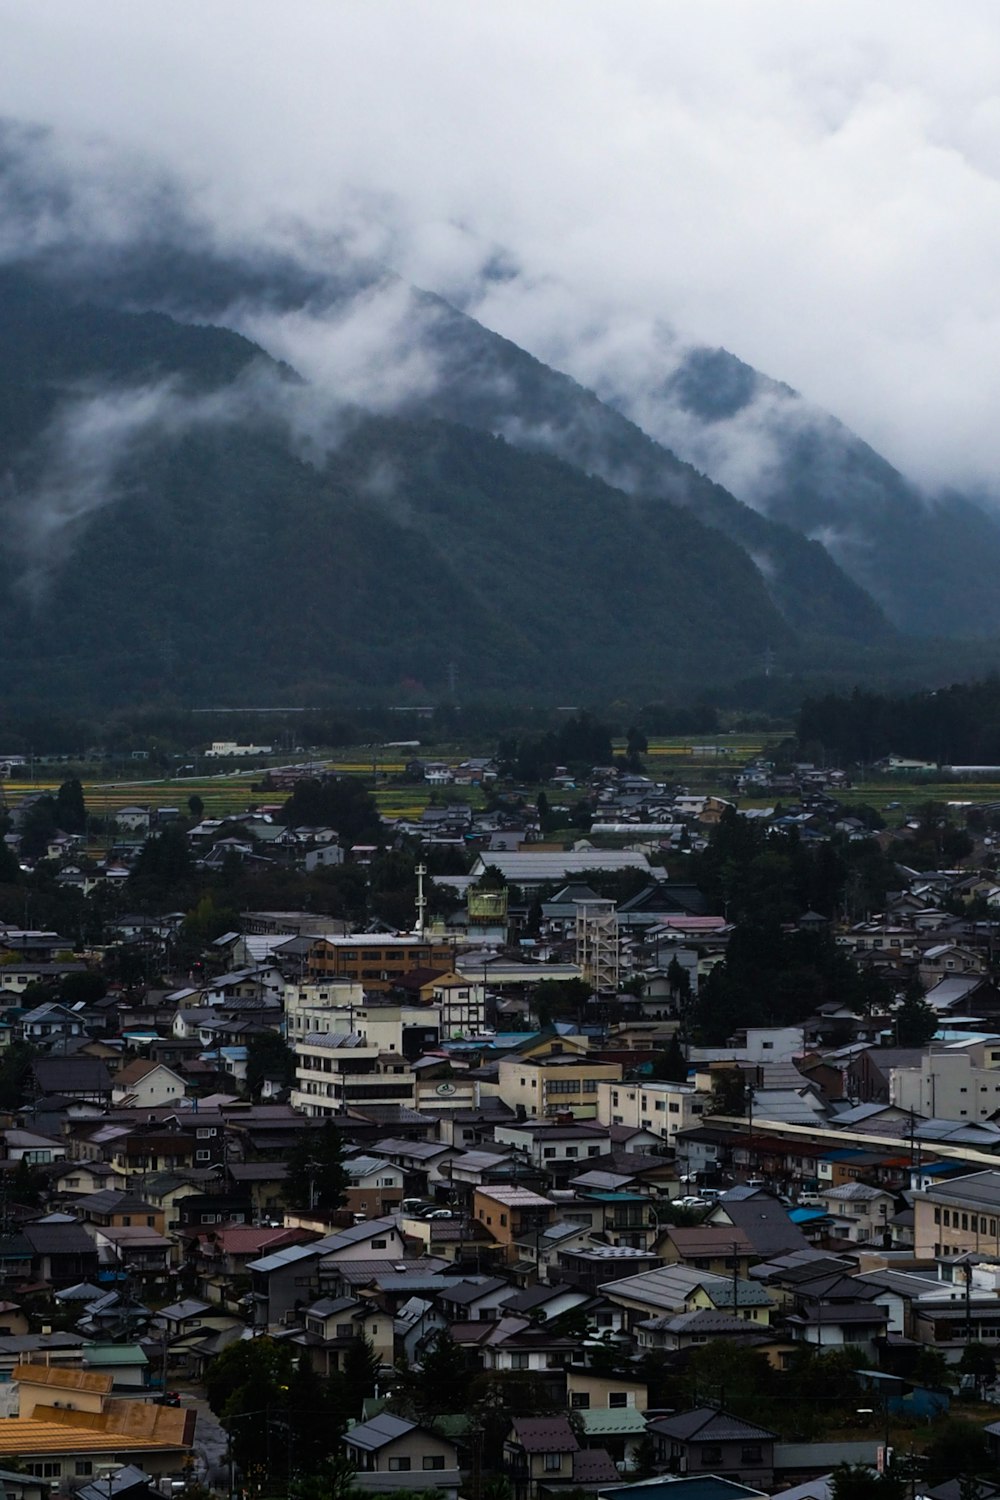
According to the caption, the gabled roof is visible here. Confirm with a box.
[344,1412,419,1451]
[648,1407,777,1443]
[709,1195,811,1256]
[510,1416,579,1453]
[313,1215,401,1251]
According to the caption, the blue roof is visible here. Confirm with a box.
[820,1148,867,1162]
[600,1478,766,1500]
[789,1208,829,1224]
[583,1192,648,1203]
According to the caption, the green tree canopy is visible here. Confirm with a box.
[245,1031,296,1101]
[284,1120,349,1212]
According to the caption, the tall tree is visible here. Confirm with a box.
[54,779,87,835]
[245,1031,295,1101]
[284,1120,348,1212]
[895,980,938,1047]
[342,1335,381,1417]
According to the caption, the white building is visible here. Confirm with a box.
[292,1032,416,1116]
[596,1079,706,1145]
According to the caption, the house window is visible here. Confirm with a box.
[570,1393,590,1409]
[196,1150,211,1162]
[336,1324,353,1337]
[741,1446,763,1464]
[609,1392,628,1408]
[511,1353,529,1370]
[75,1462,94,1476]
[422,1457,445,1471]
[700,1447,723,1466]
[544,1454,562,1472]
[371,1239,387,1249]
[387,1458,411,1472]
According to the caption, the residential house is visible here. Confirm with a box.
[504,1415,618,1500]
[343,1413,460,1495]
[473,1186,555,1265]
[646,1409,776,1490]
[18,1003,86,1046]
[112,1061,187,1109]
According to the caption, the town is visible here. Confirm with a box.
[2,725,1000,1500]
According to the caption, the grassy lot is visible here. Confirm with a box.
[852,778,1000,822]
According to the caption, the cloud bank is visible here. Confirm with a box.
[4,2,1000,492]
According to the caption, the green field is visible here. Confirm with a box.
[0,730,863,854]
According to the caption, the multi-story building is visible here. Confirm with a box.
[283,981,365,1041]
[304,935,457,992]
[913,1170,1000,1258]
[596,1079,706,1144]
[429,974,486,1036]
[497,1055,623,1120]
[891,1043,1000,1121]
[292,1032,416,1117]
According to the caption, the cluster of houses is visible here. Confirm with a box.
[9,762,1000,1495]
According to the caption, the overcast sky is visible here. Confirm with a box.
[5,1,1000,492]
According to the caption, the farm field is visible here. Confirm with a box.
[15,731,945,853]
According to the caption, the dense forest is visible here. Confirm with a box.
[798,676,1000,766]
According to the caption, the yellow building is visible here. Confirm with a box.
[913,1170,1000,1258]
[497,1053,623,1120]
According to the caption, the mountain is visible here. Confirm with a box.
[27,238,891,648]
[600,343,1000,637]
[0,266,805,707]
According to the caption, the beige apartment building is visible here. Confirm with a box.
[912,1170,1000,1258]
[596,1079,706,1144]
[498,1054,623,1120]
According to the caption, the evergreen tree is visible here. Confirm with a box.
[649,1033,687,1082]
[13,1155,41,1207]
[409,1332,470,1417]
[895,980,938,1047]
[245,1032,295,1101]
[830,1464,905,1500]
[54,779,87,834]
[284,1120,348,1212]
[342,1335,381,1417]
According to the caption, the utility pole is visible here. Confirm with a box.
[731,1239,740,1324]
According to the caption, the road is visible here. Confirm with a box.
[179,1389,230,1492]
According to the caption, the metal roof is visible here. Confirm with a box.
[246,1243,321,1273]
[344,1412,417,1451]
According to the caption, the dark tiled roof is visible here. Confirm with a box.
[573,1449,620,1483]
[649,1407,777,1443]
[510,1416,579,1453]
